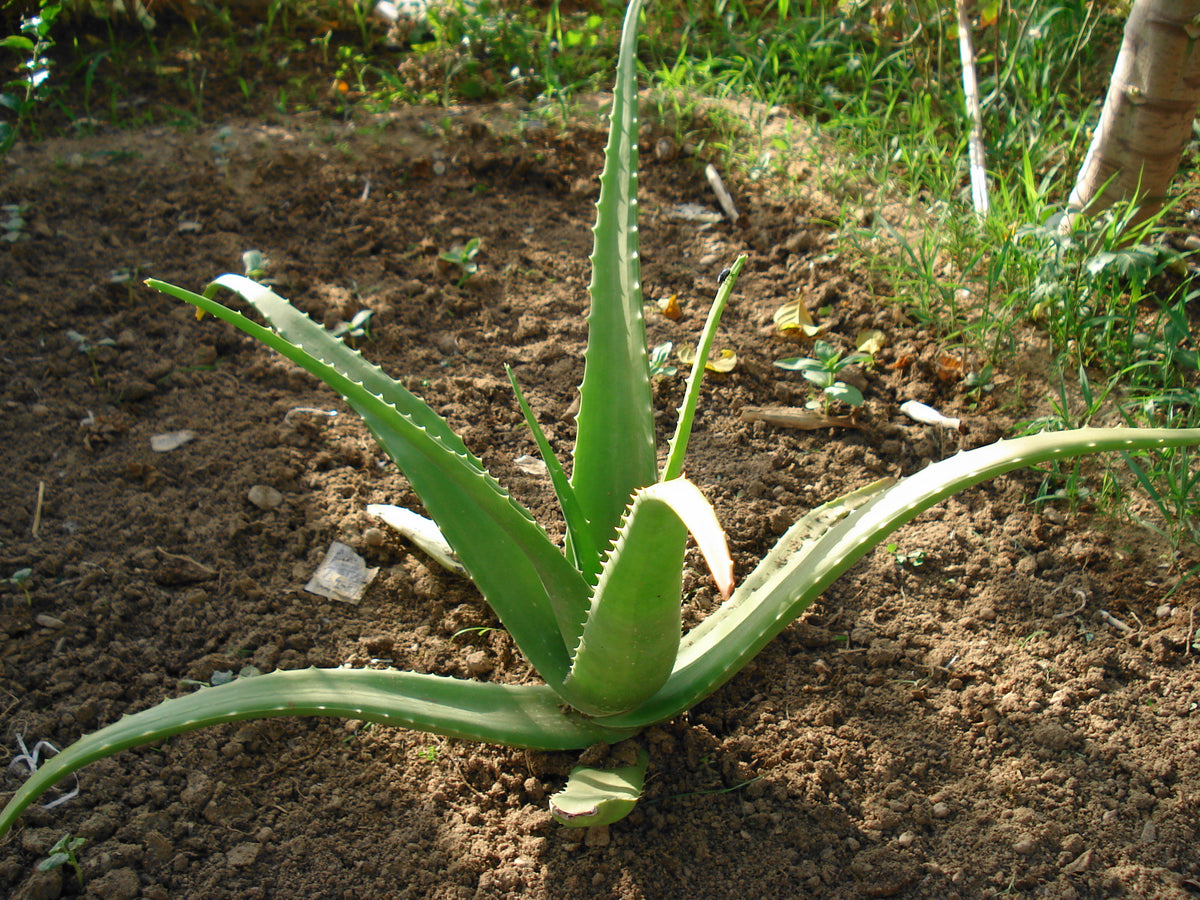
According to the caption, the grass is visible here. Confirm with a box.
[11,0,1200,552]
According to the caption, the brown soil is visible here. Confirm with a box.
[2,65,1200,900]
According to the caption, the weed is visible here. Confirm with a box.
[36,833,85,885]
[773,339,872,413]
[438,237,481,286]
[6,568,32,605]
[1,1,61,158]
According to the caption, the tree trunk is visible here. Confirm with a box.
[1064,0,1200,232]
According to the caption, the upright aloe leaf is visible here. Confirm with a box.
[558,479,732,716]
[571,0,656,561]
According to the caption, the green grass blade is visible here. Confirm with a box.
[571,0,657,559]
[147,277,589,683]
[599,427,1200,727]
[0,668,635,838]
[662,254,746,482]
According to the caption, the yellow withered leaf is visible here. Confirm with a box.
[657,294,683,321]
[773,298,821,336]
[855,329,886,355]
[676,345,738,373]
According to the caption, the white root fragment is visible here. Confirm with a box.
[900,400,962,431]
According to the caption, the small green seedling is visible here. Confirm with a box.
[328,308,374,347]
[7,568,32,605]
[65,330,116,384]
[242,249,268,282]
[451,626,495,640]
[963,363,995,402]
[886,543,926,568]
[649,341,677,377]
[774,340,872,412]
[1,203,27,242]
[37,833,85,884]
[439,237,482,286]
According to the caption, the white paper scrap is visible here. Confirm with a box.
[305,541,379,605]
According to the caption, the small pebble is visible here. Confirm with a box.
[247,485,283,510]
[932,802,950,819]
[1155,604,1173,619]
[465,650,494,676]
[1013,834,1036,855]
[897,831,916,847]
[363,527,386,548]
[35,614,65,629]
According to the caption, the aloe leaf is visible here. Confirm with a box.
[571,0,656,561]
[506,365,601,583]
[549,749,649,827]
[598,427,1200,727]
[147,277,589,684]
[559,479,730,716]
[662,255,747,482]
[0,668,635,839]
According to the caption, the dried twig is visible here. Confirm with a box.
[704,164,740,224]
[1098,609,1135,635]
[31,481,44,538]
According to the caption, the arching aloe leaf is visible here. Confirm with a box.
[571,0,656,562]
[598,426,1200,728]
[0,668,635,839]
[147,277,589,684]
[559,479,731,716]
[549,749,649,828]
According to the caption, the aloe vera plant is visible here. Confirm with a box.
[5,0,1200,836]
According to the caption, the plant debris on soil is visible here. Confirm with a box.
[2,90,1200,899]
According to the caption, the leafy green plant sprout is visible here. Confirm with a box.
[885,544,925,568]
[1,203,27,243]
[6,1,1200,836]
[65,330,116,385]
[439,237,482,286]
[242,249,268,282]
[37,833,85,885]
[328,309,374,348]
[774,340,871,412]
[648,341,677,377]
[963,363,996,403]
[0,2,62,159]
[6,568,32,605]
